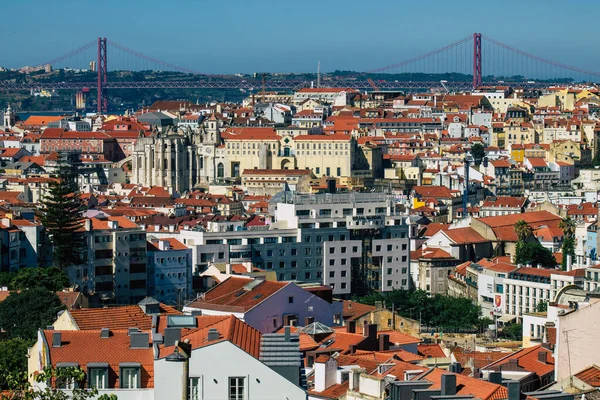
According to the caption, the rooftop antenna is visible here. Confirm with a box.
[317,61,321,89]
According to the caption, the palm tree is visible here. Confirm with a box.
[559,217,576,239]
[514,220,532,242]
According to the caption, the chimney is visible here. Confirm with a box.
[100,328,110,338]
[488,371,502,384]
[129,332,150,349]
[207,328,219,341]
[225,264,232,275]
[362,320,369,337]
[164,328,182,347]
[52,332,62,347]
[507,381,520,400]
[158,240,169,251]
[538,351,548,364]
[349,368,365,391]
[440,374,457,396]
[347,320,356,334]
[314,356,338,392]
[379,334,390,351]
[84,219,92,231]
[368,324,378,350]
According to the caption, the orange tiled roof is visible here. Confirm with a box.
[186,277,287,313]
[574,365,600,387]
[418,368,508,400]
[483,344,554,377]
[378,330,420,346]
[67,303,180,330]
[418,343,446,358]
[159,315,262,359]
[342,300,375,321]
[443,227,489,245]
[43,329,154,388]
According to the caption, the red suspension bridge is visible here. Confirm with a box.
[2,33,600,113]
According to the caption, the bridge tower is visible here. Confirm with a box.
[472,33,482,88]
[97,37,107,114]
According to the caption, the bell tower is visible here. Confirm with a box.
[204,113,220,145]
[3,104,15,129]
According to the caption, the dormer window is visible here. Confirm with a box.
[120,363,141,389]
[87,363,109,389]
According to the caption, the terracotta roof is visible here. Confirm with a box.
[67,303,180,330]
[417,343,446,358]
[378,330,421,346]
[55,291,80,309]
[23,115,64,126]
[527,157,548,168]
[308,381,349,399]
[43,329,154,388]
[159,315,262,359]
[90,216,140,230]
[342,300,375,321]
[420,248,454,260]
[186,277,287,313]
[413,186,456,199]
[146,238,188,252]
[418,368,508,400]
[482,196,527,208]
[575,365,600,387]
[422,223,450,237]
[483,344,555,377]
[443,227,489,244]
[452,347,509,373]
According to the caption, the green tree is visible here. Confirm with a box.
[502,323,523,341]
[470,143,485,165]
[536,301,548,312]
[2,366,118,400]
[559,217,576,270]
[11,267,70,292]
[39,166,86,269]
[0,288,64,341]
[559,217,577,239]
[0,338,30,390]
[515,241,557,267]
[356,289,482,330]
[514,220,533,243]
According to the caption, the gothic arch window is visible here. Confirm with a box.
[217,163,224,178]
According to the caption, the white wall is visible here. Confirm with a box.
[245,283,336,333]
[156,340,306,400]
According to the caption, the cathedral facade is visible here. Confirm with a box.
[131,116,222,193]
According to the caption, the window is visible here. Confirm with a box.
[120,365,140,389]
[329,271,335,278]
[288,296,294,304]
[88,366,108,389]
[229,377,245,400]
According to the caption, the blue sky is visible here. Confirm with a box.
[0,0,597,74]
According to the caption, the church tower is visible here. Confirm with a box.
[204,113,220,145]
[3,104,15,129]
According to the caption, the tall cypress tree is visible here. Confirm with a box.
[40,164,86,269]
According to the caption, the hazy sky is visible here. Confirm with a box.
[0,0,597,74]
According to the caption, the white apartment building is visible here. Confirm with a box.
[504,267,584,322]
[168,192,411,297]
